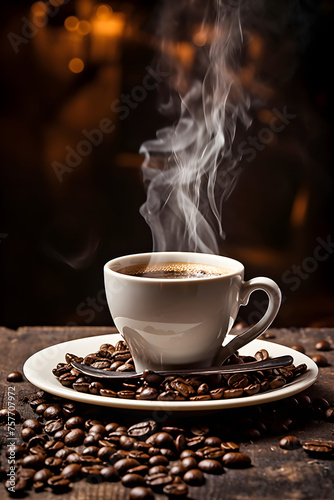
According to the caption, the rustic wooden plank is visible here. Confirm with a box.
[0,327,333,500]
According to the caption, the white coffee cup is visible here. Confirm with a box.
[104,252,281,371]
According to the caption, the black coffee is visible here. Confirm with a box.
[117,262,232,279]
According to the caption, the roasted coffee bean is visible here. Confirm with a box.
[82,446,99,457]
[7,371,23,382]
[190,424,210,436]
[279,435,301,450]
[128,465,149,476]
[128,420,158,438]
[198,458,224,474]
[29,444,47,456]
[21,427,35,441]
[45,419,64,435]
[163,481,188,497]
[47,475,71,492]
[210,387,225,399]
[221,441,239,452]
[64,428,85,447]
[61,402,77,417]
[228,373,249,388]
[28,434,48,449]
[143,370,164,385]
[151,431,174,449]
[325,407,334,421]
[119,435,136,450]
[89,381,105,395]
[83,433,103,446]
[19,468,36,484]
[65,416,85,429]
[21,454,46,469]
[122,473,146,488]
[45,457,63,470]
[170,463,186,476]
[54,429,69,441]
[315,340,331,351]
[73,382,90,393]
[65,353,84,364]
[205,436,222,447]
[100,388,118,397]
[186,435,205,449]
[175,433,187,452]
[100,466,120,482]
[302,440,334,457]
[97,446,116,461]
[61,463,82,480]
[181,456,198,471]
[35,403,49,415]
[44,405,62,420]
[170,378,196,397]
[255,349,269,360]
[146,472,174,490]
[148,455,169,467]
[224,388,244,398]
[129,450,151,463]
[136,387,159,400]
[6,443,27,459]
[114,458,140,475]
[81,465,104,481]
[23,418,42,431]
[148,465,169,475]
[33,468,53,484]
[183,468,205,486]
[6,477,27,493]
[196,446,225,460]
[312,354,329,367]
[270,377,286,389]
[222,452,251,468]
[85,419,103,430]
[129,486,155,500]
[179,450,196,460]
[291,344,306,353]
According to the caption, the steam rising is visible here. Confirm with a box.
[140,0,251,253]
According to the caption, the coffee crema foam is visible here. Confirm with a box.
[117,262,232,279]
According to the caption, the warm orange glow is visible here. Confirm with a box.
[193,30,207,47]
[96,4,113,20]
[64,16,79,32]
[290,186,309,227]
[247,33,264,60]
[49,0,65,6]
[68,58,85,73]
[31,2,47,15]
[78,20,91,36]
[92,14,125,37]
[257,109,275,124]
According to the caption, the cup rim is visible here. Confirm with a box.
[104,251,244,282]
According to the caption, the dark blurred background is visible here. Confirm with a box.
[0,0,333,329]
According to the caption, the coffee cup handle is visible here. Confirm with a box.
[215,277,282,364]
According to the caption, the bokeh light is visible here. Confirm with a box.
[68,57,85,73]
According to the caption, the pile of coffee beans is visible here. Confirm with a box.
[1,389,334,498]
[51,341,308,401]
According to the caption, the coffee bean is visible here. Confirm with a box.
[33,468,53,484]
[128,465,149,476]
[7,371,23,382]
[312,354,329,367]
[64,428,85,447]
[136,387,159,400]
[279,435,301,450]
[291,344,306,353]
[45,457,63,470]
[122,473,146,487]
[82,446,99,457]
[61,463,82,480]
[23,418,42,431]
[145,472,174,490]
[255,349,269,360]
[183,468,205,486]
[19,468,36,484]
[325,407,334,421]
[21,454,45,469]
[6,444,27,459]
[44,405,62,420]
[6,477,27,493]
[143,370,164,385]
[181,456,198,471]
[65,416,85,429]
[47,475,71,492]
[180,449,197,460]
[129,486,155,500]
[148,454,169,467]
[315,340,331,351]
[21,427,35,441]
[198,458,224,474]
[221,441,239,452]
[128,420,158,438]
[303,440,334,457]
[114,458,140,475]
[222,452,251,468]
[163,481,189,496]
[44,419,64,435]
[100,466,120,482]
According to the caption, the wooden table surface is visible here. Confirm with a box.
[0,326,333,500]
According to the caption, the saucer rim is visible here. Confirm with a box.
[23,333,318,411]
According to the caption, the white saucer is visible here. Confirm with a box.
[23,333,318,412]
